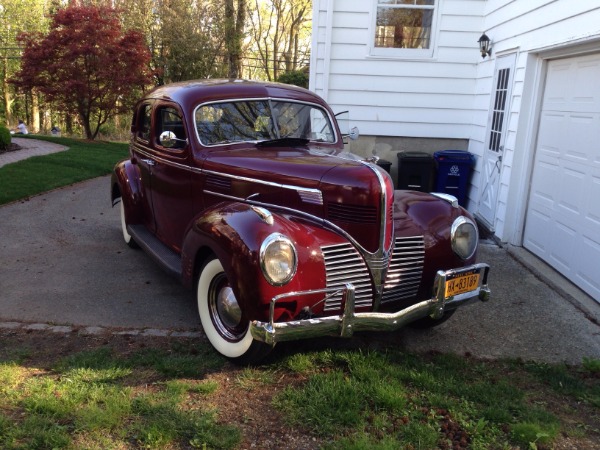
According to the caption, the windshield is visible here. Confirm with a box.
[195,99,336,146]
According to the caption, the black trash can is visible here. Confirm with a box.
[376,159,392,174]
[396,151,434,192]
[433,150,475,206]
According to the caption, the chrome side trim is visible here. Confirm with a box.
[250,263,491,345]
[202,169,324,203]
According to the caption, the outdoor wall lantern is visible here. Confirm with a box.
[478,33,492,58]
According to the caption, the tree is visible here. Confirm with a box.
[13,5,152,140]
[0,0,50,131]
[224,0,247,79]
[246,0,311,81]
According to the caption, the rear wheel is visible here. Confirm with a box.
[119,199,138,249]
[197,257,272,364]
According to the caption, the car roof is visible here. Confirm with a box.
[142,79,329,111]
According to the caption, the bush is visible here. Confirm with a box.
[0,125,10,151]
[276,70,309,88]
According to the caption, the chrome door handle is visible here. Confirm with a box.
[141,158,156,166]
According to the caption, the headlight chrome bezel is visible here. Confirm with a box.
[451,216,479,260]
[260,233,298,286]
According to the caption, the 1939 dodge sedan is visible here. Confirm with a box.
[111,79,490,363]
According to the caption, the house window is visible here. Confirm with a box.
[489,68,510,152]
[371,0,437,58]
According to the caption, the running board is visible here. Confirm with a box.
[127,225,182,280]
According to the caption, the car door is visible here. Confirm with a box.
[150,104,193,252]
[130,101,156,233]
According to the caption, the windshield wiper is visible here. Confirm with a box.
[256,137,310,148]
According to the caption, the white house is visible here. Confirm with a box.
[310,0,600,303]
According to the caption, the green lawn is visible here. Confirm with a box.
[0,135,128,206]
[0,334,599,450]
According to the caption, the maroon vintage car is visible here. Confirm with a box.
[111,79,490,363]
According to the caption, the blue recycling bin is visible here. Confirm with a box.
[433,150,475,207]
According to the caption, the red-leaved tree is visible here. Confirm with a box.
[13,5,153,140]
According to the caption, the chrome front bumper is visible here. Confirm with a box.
[250,263,490,345]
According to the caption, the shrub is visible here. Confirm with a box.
[276,70,309,88]
[0,125,10,151]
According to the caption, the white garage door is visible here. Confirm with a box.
[523,53,600,303]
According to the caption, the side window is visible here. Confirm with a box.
[371,0,437,58]
[156,106,186,150]
[137,103,152,141]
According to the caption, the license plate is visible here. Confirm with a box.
[445,269,481,298]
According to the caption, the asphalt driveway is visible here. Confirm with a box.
[1,176,599,364]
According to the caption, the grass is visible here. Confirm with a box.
[275,349,600,449]
[0,135,129,205]
[0,340,235,450]
[0,336,599,449]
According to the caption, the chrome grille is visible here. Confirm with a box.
[206,174,231,191]
[327,203,378,224]
[381,236,424,304]
[321,236,425,311]
[321,243,374,311]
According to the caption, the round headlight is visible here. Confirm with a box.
[451,216,479,260]
[260,233,297,286]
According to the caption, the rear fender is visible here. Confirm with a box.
[181,202,338,322]
[111,159,143,225]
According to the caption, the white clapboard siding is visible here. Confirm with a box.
[310,0,486,139]
[312,0,600,243]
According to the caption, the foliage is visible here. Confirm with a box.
[0,125,10,150]
[247,0,311,80]
[13,5,153,140]
[0,0,50,130]
[277,69,309,88]
[0,136,128,205]
[145,0,229,83]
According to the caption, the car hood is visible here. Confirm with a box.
[201,145,370,188]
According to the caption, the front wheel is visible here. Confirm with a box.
[197,257,272,364]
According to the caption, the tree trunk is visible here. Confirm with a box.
[225,0,246,79]
[2,56,14,127]
[31,91,40,133]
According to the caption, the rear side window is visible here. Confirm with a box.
[137,103,152,141]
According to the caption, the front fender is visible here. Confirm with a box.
[181,202,343,323]
[111,159,143,225]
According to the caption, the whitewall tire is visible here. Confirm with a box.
[197,257,272,364]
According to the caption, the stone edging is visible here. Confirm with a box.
[0,321,204,339]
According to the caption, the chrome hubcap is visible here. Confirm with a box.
[216,285,242,329]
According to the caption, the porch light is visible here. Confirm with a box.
[478,33,492,59]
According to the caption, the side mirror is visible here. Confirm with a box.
[334,111,359,141]
[159,130,187,148]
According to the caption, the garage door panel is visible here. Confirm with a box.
[523,209,553,255]
[556,165,586,216]
[544,55,600,113]
[576,236,600,296]
[529,159,559,208]
[548,221,578,273]
[588,175,600,226]
[524,53,600,302]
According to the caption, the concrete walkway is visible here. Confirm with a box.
[0,137,68,168]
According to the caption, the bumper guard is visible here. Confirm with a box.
[250,263,490,345]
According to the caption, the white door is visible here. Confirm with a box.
[477,54,516,229]
[523,53,600,302]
